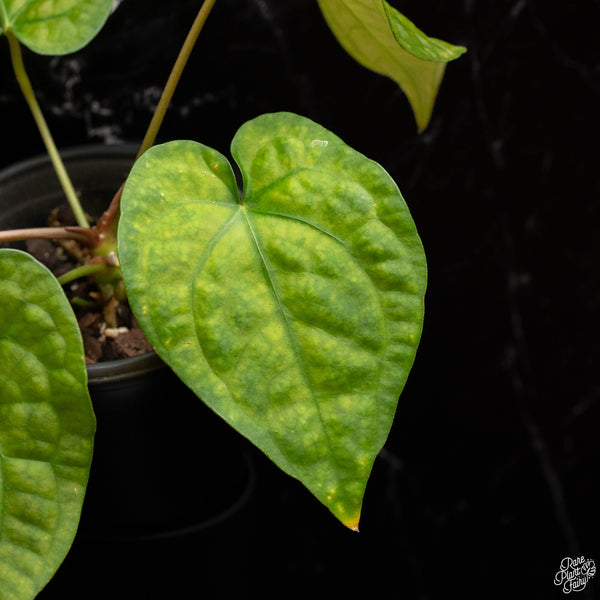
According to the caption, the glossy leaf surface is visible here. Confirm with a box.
[317,0,466,131]
[118,112,426,529]
[0,249,95,600]
[0,0,113,54]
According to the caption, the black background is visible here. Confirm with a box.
[1,0,599,598]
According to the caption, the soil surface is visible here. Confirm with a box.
[25,205,153,364]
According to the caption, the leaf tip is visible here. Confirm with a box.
[342,514,361,532]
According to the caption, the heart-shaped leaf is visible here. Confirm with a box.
[0,0,113,55]
[118,112,426,530]
[317,0,466,131]
[0,249,95,600]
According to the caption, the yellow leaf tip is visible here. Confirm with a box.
[343,514,361,532]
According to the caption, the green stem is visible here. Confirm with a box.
[6,32,90,229]
[137,0,218,158]
[57,262,108,286]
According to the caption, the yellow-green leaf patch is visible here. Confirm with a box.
[0,249,95,600]
[0,0,113,55]
[317,0,466,131]
[118,112,426,530]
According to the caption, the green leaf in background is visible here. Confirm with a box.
[381,3,466,62]
[0,249,95,600]
[0,0,113,55]
[317,0,466,132]
[118,112,426,530]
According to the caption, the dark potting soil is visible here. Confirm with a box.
[24,205,153,364]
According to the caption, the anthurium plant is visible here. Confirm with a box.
[0,1,465,597]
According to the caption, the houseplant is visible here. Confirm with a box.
[0,0,465,597]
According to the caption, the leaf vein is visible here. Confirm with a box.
[240,209,337,460]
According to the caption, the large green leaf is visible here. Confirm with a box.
[317,0,466,131]
[118,112,426,530]
[0,0,113,55]
[0,249,95,600]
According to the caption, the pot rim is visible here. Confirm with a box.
[0,143,141,184]
[0,143,163,384]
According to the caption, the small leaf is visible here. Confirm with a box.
[0,0,113,55]
[0,249,95,600]
[118,112,426,530]
[316,0,466,131]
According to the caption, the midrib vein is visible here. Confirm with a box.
[240,207,336,461]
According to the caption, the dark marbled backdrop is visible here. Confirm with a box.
[1,1,599,598]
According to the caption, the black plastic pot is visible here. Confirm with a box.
[0,146,255,598]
